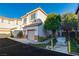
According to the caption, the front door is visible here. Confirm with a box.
[27,30,35,40]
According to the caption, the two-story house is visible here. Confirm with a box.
[0,16,22,38]
[21,8,47,40]
[0,7,47,40]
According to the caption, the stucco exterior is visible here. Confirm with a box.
[21,8,47,40]
[0,16,22,38]
[0,8,47,39]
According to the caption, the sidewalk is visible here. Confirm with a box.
[8,37,50,44]
[53,45,68,54]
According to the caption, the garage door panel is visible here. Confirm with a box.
[27,30,35,40]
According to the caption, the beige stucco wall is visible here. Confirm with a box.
[22,9,47,39]
[36,10,47,23]
[23,26,38,36]
[21,9,47,25]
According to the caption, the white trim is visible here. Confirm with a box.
[21,7,47,18]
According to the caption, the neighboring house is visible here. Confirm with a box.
[0,16,22,38]
[21,8,47,40]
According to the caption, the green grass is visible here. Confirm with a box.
[30,40,51,48]
[38,37,47,42]
[31,44,48,48]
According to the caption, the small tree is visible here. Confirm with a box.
[44,13,61,38]
[44,13,61,48]
[62,13,77,53]
[17,31,24,38]
[10,31,14,38]
[62,13,77,39]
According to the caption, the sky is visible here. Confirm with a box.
[0,3,78,18]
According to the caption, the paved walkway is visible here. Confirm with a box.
[9,37,50,44]
[52,37,68,54]
[53,45,68,54]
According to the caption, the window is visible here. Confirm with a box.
[31,13,36,20]
[23,18,27,23]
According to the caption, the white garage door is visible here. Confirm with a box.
[27,30,35,40]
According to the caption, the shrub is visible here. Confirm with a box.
[70,38,78,52]
[77,32,79,37]
[10,31,14,38]
[70,32,75,38]
[38,37,47,42]
[17,31,24,38]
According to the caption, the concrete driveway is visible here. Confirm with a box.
[9,37,50,44]
[0,38,71,56]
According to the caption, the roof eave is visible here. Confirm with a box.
[21,7,47,18]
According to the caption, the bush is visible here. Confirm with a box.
[77,32,79,37]
[10,31,14,38]
[17,31,24,38]
[70,32,75,38]
[76,48,79,53]
[70,38,78,52]
[38,37,47,42]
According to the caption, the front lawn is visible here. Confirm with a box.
[30,44,48,48]
[38,37,47,42]
[30,38,57,48]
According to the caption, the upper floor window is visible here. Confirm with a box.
[23,18,27,23]
[31,13,36,20]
